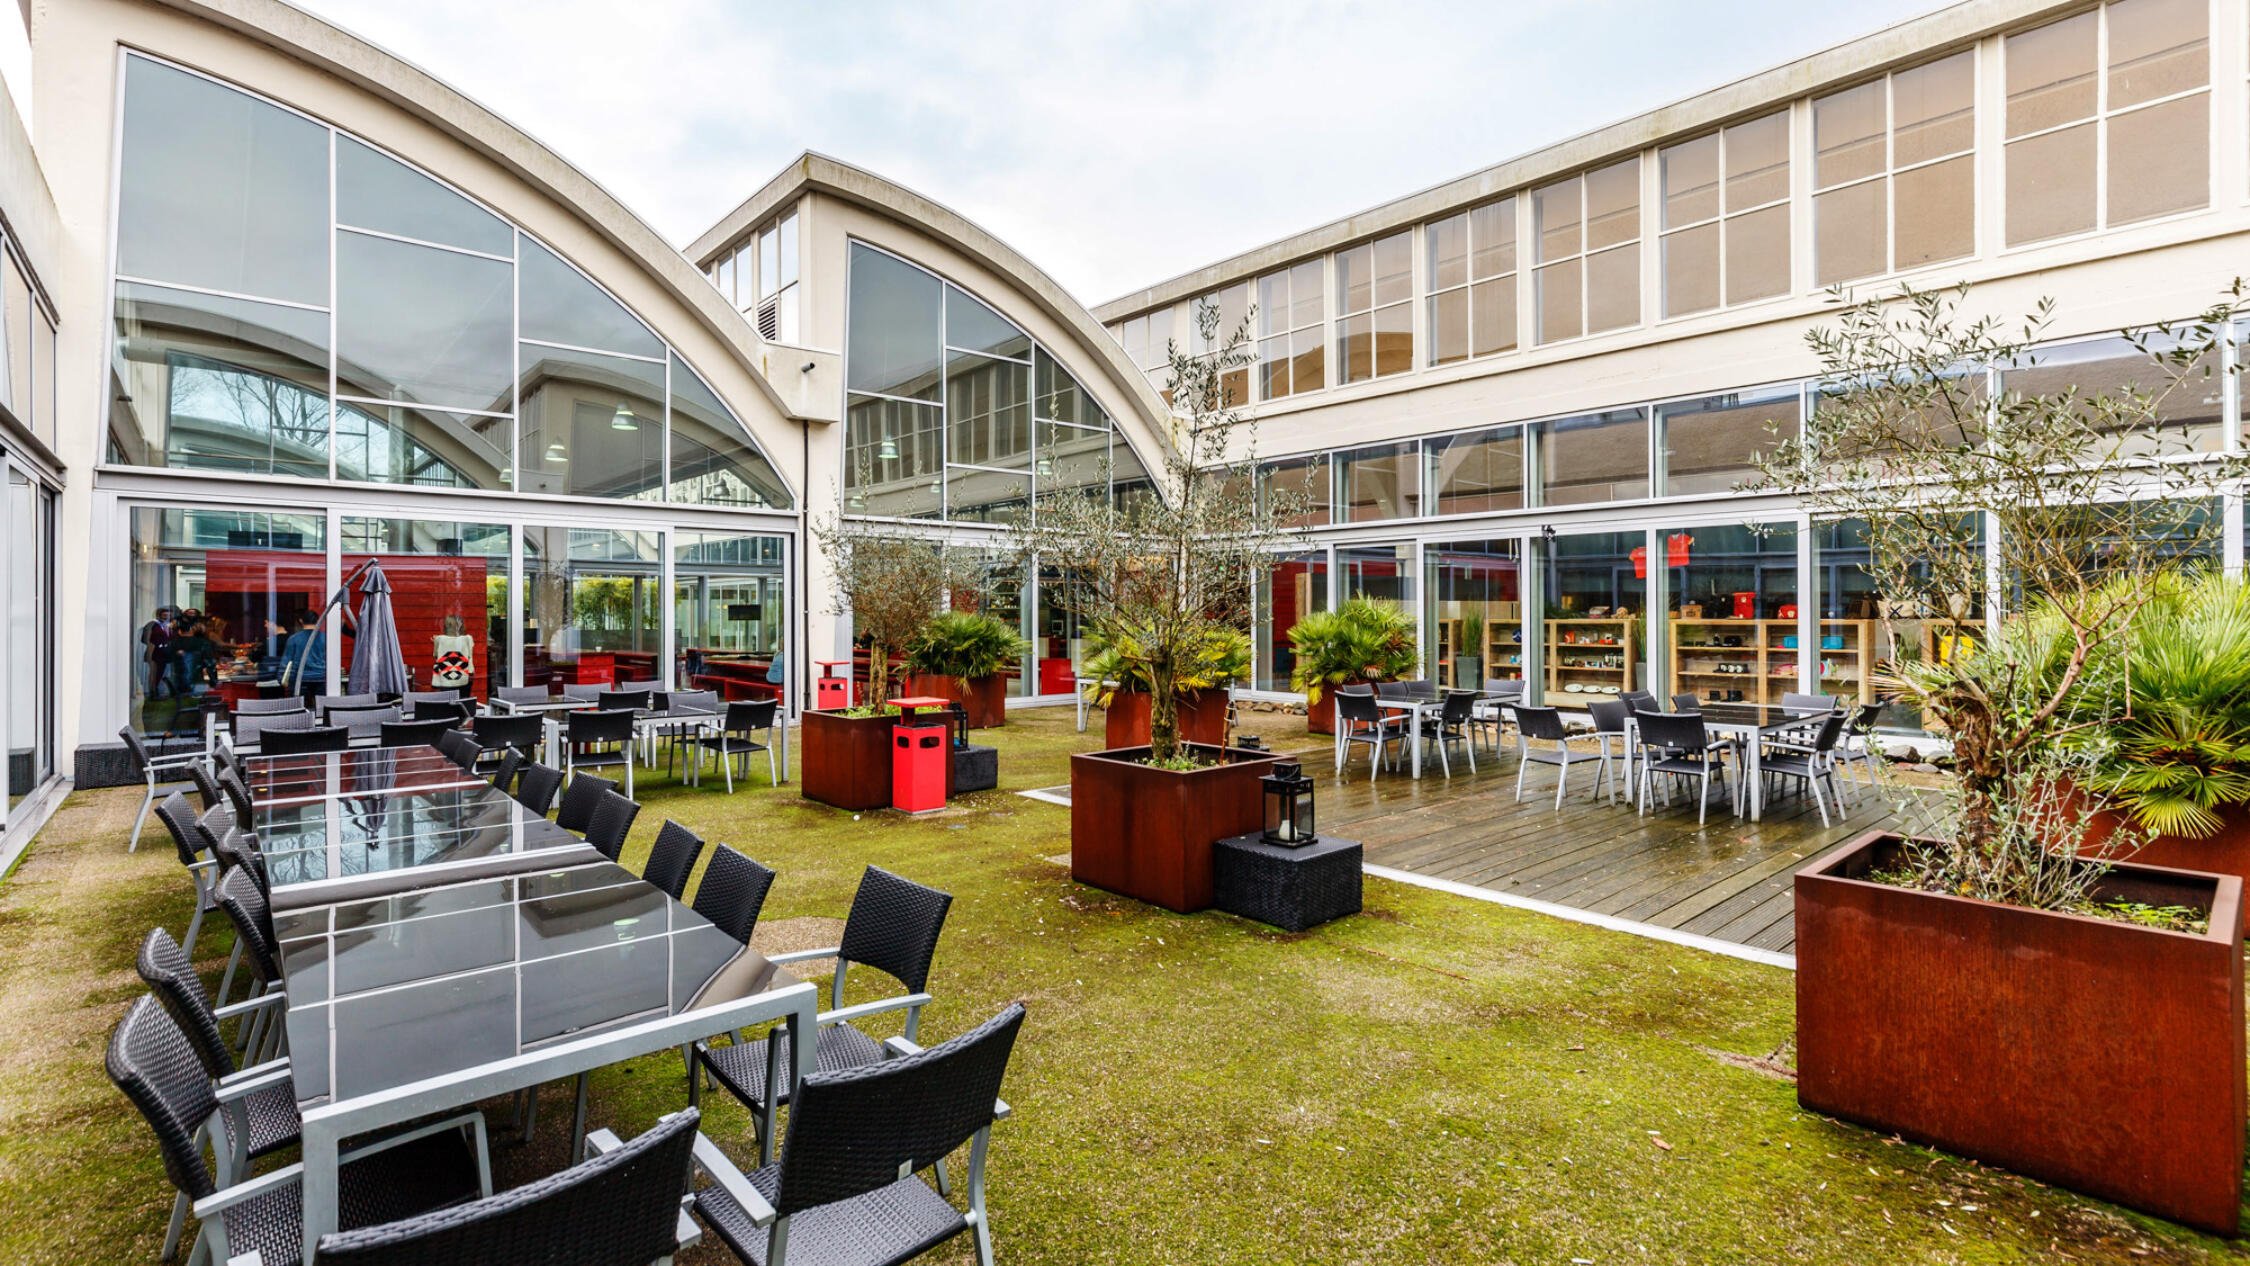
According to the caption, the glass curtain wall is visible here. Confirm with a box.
[1032,566,1087,697]
[951,554,1030,696]
[338,517,511,702]
[1814,516,1987,731]
[1656,387,1802,496]
[1256,551,1328,692]
[128,507,326,736]
[109,54,789,507]
[6,469,50,813]
[1425,539,1524,689]
[1543,531,1646,706]
[1662,522,1800,707]
[674,531,787,702]
[524,526,662,689]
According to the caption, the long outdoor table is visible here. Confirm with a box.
[244,746,594,910]
[494,697,789,787]
[272,861,819,1264]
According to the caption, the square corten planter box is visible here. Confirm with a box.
[801,710,894,812]
[1070,744,1280,913]
[1101,688,1230,750]
[1795,830,2245,1235]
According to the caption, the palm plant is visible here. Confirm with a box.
[1079,625,1251,706]
[2085,571,2250,839]
[903,610,1029,681]
[1288,598,1419,705]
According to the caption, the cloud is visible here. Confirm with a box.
[292,0,1945,304]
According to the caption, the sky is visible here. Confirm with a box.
[293,0,1950,307]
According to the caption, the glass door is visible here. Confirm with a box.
[673,530,787,703]
[524,525,663,689]
[1424,538,1526,690]
[1541,529,1646,711]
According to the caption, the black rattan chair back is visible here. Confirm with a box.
[514,762,565,817]
[1807,709,1849,753]
[187,762,225,814]
[236,709,314,746]
[153,792,205,868]
[691,845,776,945]
[137,928,236,1079]
[568,708,637,747]
[1333,689,1379,728]
[215,866,282,984]
[728,698,779,734]
[106,995,223,1200]
[1438,689,1478,726]
[230,701,308,743]
[772,1003,1024,1217]
[263,725,349,755]
[470,713,542,755]
[488,749,525,797]
[597,689,653,714]
[1587,699,1630,735]
[1781,692,1839,714]
[495,685,551,706]
[316,693,383,712]
[1638,710,1710,756]
[1514,705,1567,744]
[1374,681,1410,700]
[553,773,618,833]
[837,866,953,994]
[1846,701,1883,736]
[1670,692,1702,713]
[561,682,605,703]
[314,1110,699,1266]
[436,728,482,771]
[1621,690,1659,714]
[584,790,642,861]
[642,821,705,899]
[217,767,255,823]
[412,699,474,725]
[380,718,458,750]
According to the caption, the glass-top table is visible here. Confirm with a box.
[247,746,594,909]
[274,861,819,1264]
[245,747,487,807]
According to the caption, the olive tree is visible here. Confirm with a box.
[810,520,977,712]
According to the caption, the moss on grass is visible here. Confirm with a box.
[0,708,2239,1264]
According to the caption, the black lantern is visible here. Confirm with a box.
[1261,760,1317,847]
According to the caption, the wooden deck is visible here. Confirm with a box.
[1315,746,1918,957]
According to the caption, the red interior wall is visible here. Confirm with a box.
[202,551,491,697]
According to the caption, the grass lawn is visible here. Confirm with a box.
[1,707,2241,1264]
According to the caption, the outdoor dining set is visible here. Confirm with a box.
[107,685,1026,1266]
[1330,680,1887,826]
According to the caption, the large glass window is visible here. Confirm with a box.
[1256,260,1325,399]
[1118,309,1173,388]
[1426,425,1525,516]
[110,55,787,504]
[1256,551,1327,692]
[128,507,326,737]
[1425,539,1523,689]
[2006,0,2209,246]
[1428,198,1517,365]
[340,517,511,702]
[845,242,1120,524]
[1538,408,1650,505]
[1814,51,1976,285]
[1335,442,1419,522]
[6,470,48,812]
[1815,516,1986,731]
[1534,158,1641,344]
[1543,530,1646,705]
[1656,386,1803,496]
[1339,543,1415,608]
[743,207,802,344]
[1660,112,1791,317]
[116,58,329,306]
[516,344,666,500]
[1663,522,1800,707]
[675,531,787,702]
[1998,332,2226,455]
[1334,232,1412,383]
[525,526,662,690]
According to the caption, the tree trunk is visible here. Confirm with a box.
[868,646,891,710]
[1148,663,1180,764]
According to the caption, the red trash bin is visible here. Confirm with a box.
[814,659,853,711]
[891,715,949,813]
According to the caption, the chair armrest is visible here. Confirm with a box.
[227,1252,265,1266]
[192,1161,305,1221]
[213,992,287,1022]
[214,1062,294,1101]
[689,1129,776,1226]
[818,993,932,1030]
[583,1127,625,1158]
[189,858,221,875]
[766,945,843,965]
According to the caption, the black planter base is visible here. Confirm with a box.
[952,745,998,794]
[1214,832,1363,932]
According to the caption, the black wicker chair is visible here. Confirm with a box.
[469,712,544,765]
[264,724,350,755]
[514,761,567,817]
[555,772,620,834]
[186,759,226,816]
[153,791,220,957]
[106,996,489,1266]
[325,704,403,739]
[566,709,639,797]
[1511,706,1591,808]
[137,928,298,1153]
[691,845,777,946]
[692,699,780,792]
[228,700,309,745]
[1418,690,1480,777]
[413,698,475,725]
[584,789,643,863]
[488,748,526,798]
[495,684,553,708]
[316,692,384,712]
[316,1109,707,1266]
[436,727,483,771]
[215,866,288,1062]
[691,1003,1026,1266]
[643,820,707,900]
[217,765,256,825]
[693,866,954,1165]
[236,709,317,750]
[1634,710,1737,825]
[1331,688,1403,783]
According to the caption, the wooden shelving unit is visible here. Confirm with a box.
[1545,617,1637,700]
[1669,617,1874,706]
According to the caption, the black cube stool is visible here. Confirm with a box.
[1213,832,1362,932]
[952,743,998,794]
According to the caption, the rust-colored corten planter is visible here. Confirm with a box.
[900,673,1006,728]
[2077,801,2250,936]
[1305,693,1335,736]
[1102,688,1229,750]
[1795,830,2245,1235]
[1070,745,1281,913]
[800,710,894,811]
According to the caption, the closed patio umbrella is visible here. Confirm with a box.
[347,561,410,698]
